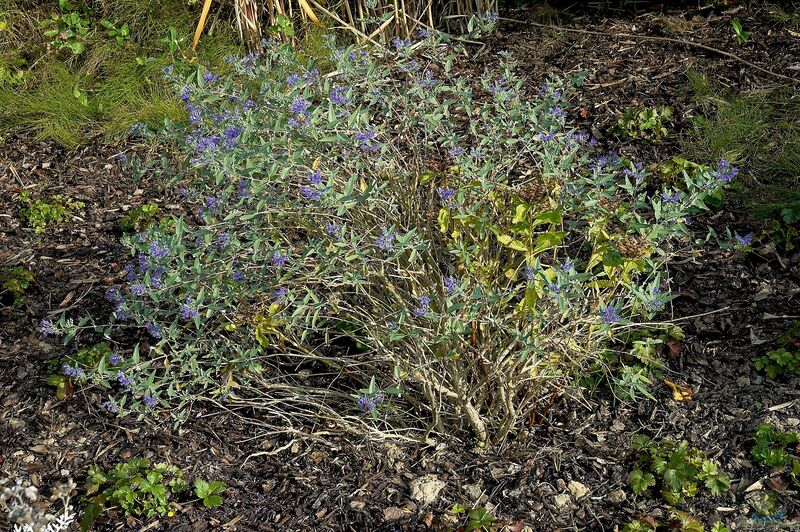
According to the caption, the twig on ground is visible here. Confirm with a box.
[499,17,800,85]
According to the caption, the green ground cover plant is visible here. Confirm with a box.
[754,321,800,379]
[18,192,84,234]
[630,437,730,506]
[0,266,34,306]
[80,458,224,530]
[752,423,800,484]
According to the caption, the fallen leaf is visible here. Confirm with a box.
[665,340,682,359]
[664,379,692,401]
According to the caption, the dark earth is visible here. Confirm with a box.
[2,2,800,530]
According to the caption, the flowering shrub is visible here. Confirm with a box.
[47,34,736,442]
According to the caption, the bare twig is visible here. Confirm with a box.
[499,16,800,85]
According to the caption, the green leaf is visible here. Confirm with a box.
[629,469,655,494]
[80,502,105,532]
[203,494,223,508]
[704,474,730,496]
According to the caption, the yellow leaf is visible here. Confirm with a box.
[789,29,800,38]
[664,379,692,401]
[312,157,321,170]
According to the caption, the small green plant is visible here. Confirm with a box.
[751,423,800,484]
[621,511,728,531]
[267,14,295,37]
[193,479,226,508]
[0,266,34,306]
[612,327,682,401]
[755,321,800,379]
[449,504,497,531]
[99,19,130,44]
[754,348,800,379]
[81,458,188,530]
[18,192,84,234]
[731,19,750,44]
[630,437,730,506]
[120,203,159,233]
[43,1,93,56]
[611,106,673,142]
[80,458,225,530]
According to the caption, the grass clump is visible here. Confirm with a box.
[0,0,239,146]
[683,86,800,220]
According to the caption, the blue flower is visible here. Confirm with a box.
[448,146,465,157]
[444,276,460,294]
[273,286,287,302]
[300,186,323,201]
[180,87,191,102]
[215,231,231,249]
[548,107,567,118]
[128,283,146,297]
[272,251,288,267]
[38,319,57,337]
[538,131,556,142]
[180,298,198,321]
[599,306,620,324]
[661,191,682,204]
[330,86,351,106]
[109,352,124,365]
[623,162,645,181]
[286,73,303,87]
[438,187,456,206]
[146,322,162,339]
[560,259,575,273]
[238,179,249,199]
[524,267,536,281]
[375,227,396,250]
[143,395,157,408]
[203,70,219,83]
[715,159,738,182]
[358,395,376,413]
[392,37,411,50]
[290,97,311,115]
[735,232,753,246]
[62,364,83,378]
[232,271,246,282]
[105,287,124,305]
[412,295,431,317]
[116,371,132,388]
[103,400,119,413]
[325,222,342,236]
[307,169,324,185]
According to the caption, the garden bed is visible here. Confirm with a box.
[2,2,800,530]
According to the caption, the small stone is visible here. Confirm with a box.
[464,482,483,501]
[383,506,411,522]
[568,481,589,499]
[607,489,627,503]
[60,469,70,477]
[350,501,365,510]
[554,494,572,508]
[410,475,446,507]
